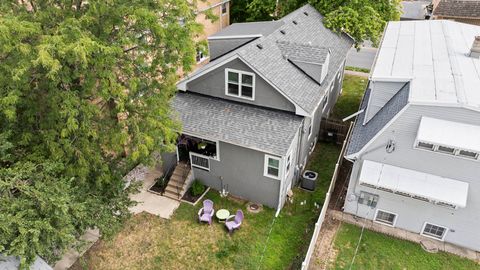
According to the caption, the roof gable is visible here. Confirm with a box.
[178,4,354,115]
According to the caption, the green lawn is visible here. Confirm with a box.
[73,143,341,270]
[331,223,480,270]
[331,74,368,120]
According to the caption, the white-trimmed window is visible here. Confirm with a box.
[416,141,434,151]
[285,153,291,175]
[322,94,328,111]
[307,124,312,139]
[421,222,447,240]
[221,2,228,15]
[374,209,397,227]
[225,69,255,100]
[264,154,281,179]
[415,140,480,161]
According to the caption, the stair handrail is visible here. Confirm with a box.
[178,160,191,199]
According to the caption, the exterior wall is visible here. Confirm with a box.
[195,0,230,40]
[344,105,480,251]
[297,63,346,172]
[364,81,406,123]
[192,141,281,208]
[186,58,297,112]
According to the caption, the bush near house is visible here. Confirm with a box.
[191,179,206,196]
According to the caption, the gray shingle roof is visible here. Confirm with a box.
[346,82,410,157]
[0,255,52,270]
[210,21,285,38]
[180,4,353,114]
[277,41,329,64]
[434,0,480,18]
[172,92,303,156]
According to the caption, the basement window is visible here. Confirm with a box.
[422,222,447,240]
[374,209,397,227]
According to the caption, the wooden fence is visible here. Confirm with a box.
[301,122,353,270]
[319,117,351,144]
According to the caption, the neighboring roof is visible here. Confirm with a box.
[209,21,285,38]
[416,116,480,153]
[371,20,480,109]
[346,82,410,157]
[0,255,52,270]
[172,92,303,156]
[180,4,354,114]
[359,160,469,208]
[434,0,480,19]
[401,1,430,20]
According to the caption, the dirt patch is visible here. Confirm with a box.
[309,214,342,270]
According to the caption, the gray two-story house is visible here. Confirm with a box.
[344,20,480,251]
[163,4,352,212]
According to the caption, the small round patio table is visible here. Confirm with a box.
[216,209,230,223]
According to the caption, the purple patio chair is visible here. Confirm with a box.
[225,210,244,234]
[198,199,215,225]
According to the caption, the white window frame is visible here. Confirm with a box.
[285,151,291,176]
[421,222,448,241]
[225,68,255,101]
[374,209,397,227]
[322,93,329,112]
[414,140,479,161]
[221,2,228,15]
[307,124,312,140]
[264,154,281,180]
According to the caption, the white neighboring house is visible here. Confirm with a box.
[343,20,480,251]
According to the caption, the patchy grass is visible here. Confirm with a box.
[345,66,370,73]
[331,223,480,270]
[331,74,368,121]
[73,142,341,270]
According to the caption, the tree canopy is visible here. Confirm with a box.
[0,0,201,268]
[231,0,402,47]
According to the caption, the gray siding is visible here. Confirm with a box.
[186,58,296,112]
[364,81,405,123]
[344,105,480,251]
[192,141,281,208]
[209,38,255,60]
[297,66,345,171]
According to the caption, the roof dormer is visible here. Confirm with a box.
[277,41,330,85]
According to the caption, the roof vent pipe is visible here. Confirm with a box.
[470,36,480,58]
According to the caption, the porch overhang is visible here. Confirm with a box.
[172,92,303,156]
[359,160,469,208]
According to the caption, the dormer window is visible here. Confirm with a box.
[225,69,255,100]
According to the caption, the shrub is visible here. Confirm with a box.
[191,179,206,196]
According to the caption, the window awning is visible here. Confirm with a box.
[416,117,480,153]
[359,160,469,208]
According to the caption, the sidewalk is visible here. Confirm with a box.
[128,165,180,219]
[53,229,100,270]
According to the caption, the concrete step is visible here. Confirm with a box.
[165,185,183,194]
[163,191,181,201]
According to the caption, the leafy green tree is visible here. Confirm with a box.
[0,0,201,268]
[232,0,401,47]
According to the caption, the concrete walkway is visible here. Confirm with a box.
[330,210,480,262]
[53,229,100,270]
[129,165,180,219]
